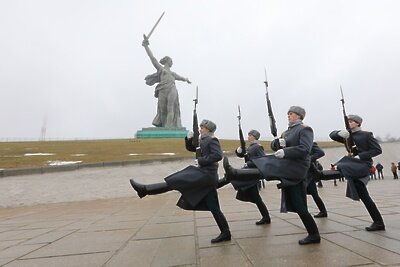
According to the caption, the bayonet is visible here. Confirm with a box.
[237,105,241,124]
[193,86,198,108]
[192,86,200,157]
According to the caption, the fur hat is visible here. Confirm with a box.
[288,106,306,120]
[200,119,217,132]
[248,129,261,140]
[348,114,363,125]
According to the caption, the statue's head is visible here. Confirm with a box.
[160,56,173,67]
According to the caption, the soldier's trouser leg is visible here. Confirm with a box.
[354,180,384,224]
[129,179,170,198]
[247,185,270,224]
[307,182,327,213]
[286,184,320,245]
[205,190,231,243]
[223,157,261,181]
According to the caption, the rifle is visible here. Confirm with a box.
[264,68,278,138]
[340,86,358,156]
[237,105,249,162]
[192,86,201,159]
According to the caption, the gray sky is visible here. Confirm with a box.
[1,0,399,141]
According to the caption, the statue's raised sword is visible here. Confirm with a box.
[143,11,165,40]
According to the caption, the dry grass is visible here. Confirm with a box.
[0,139,339,169]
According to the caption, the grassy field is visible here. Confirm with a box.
[0,139,340,169]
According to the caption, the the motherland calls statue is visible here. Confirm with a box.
[142,36,191,128]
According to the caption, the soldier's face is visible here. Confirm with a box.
[200,126,209,135]
[287,112,301,123]
[348,120,358,129]
[247,134,255,141]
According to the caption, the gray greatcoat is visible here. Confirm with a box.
[231,142,265,202]
[165,134,223,210]
[330,129,382,200]
[252,121,313,212]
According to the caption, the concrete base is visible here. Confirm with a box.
[135,127,188,138]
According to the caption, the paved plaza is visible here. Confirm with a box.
[0,144,400,266]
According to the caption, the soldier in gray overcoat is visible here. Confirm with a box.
[329,114,385,231]
[230,130,271,225]
[130,119,231,243]
[223,106,321,245]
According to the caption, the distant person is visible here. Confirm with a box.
[142,36,191,128]
[130,119,231,243]
[370,165,377,180]
[391,162,398,179]
[331,164,338,186]
[376,163,384,179]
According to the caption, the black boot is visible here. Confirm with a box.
[298,234,321,245]
[256,217,271,225]
[362,199,385,231]
[319,170,343,181]
[223,157,261,181]
[211,212,231,243]
[314,211,328,218]
[298,213,320,245]
[130,179,147,198]
[129,179,169,198]
[217,177,230,189]
[255,202,271,225]
[365,221,385,231]
[145,182,170,195]
[211,230,231,243]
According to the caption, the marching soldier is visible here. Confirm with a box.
[223,106,321,245]
[329,114,385,231]
[130,119,231,243]
[230,129,271,225]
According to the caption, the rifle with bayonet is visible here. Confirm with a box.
[192,86,201,159]
[237,105,249,162]
[340,86,358,157]
[264,69,278,138]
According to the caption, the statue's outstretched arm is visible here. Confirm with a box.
[142,38,162,71]
[173,72,191,84]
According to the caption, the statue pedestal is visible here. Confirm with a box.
[135,127,188,139]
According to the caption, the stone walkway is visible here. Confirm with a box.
[1,178,399,266]
[0,143,400,266]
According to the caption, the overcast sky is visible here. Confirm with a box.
[1,0,399,141]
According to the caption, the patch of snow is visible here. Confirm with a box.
[128,153,175,156]
[47,160,82,166]
[24,153,55,156]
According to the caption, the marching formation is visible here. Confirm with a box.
[129,13,385,246]
[129,84,385,245]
